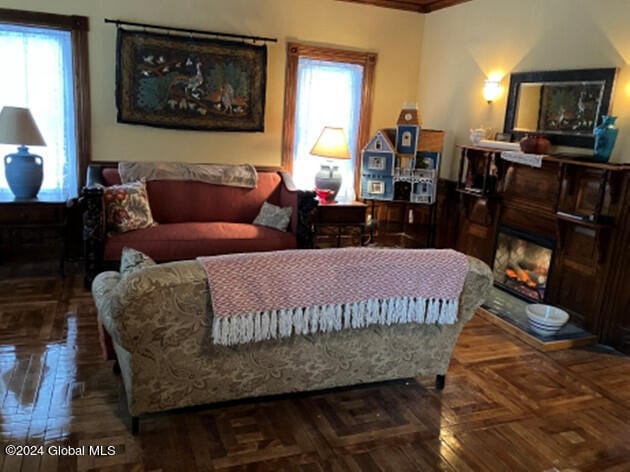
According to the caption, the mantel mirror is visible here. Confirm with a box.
[504,68,617,149]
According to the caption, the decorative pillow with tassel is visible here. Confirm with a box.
[101,180,155,233]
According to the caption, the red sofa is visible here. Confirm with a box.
[82,163,316,286]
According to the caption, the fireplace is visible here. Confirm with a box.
[492,226,555,303]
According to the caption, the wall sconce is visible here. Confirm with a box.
[483,79,502,104]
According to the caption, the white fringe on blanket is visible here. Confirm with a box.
[212,296,459,346]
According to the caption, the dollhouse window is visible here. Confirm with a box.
[402,131,412,146]
[375,139,382,150]
[368,180,385,194]
[369,156,385,170]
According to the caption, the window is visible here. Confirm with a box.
[0,9,89,199]
[368,156,385,170]
[283,43,376,202]
[402,131,411,146]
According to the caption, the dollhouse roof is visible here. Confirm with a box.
[396,108,421,126]
[382,129,396,147]
[417,129,445,153]
[364,128,445,154]
[364,129,396,152]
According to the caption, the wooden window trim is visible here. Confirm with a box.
[0,8,91,189]
[282,42,377,196]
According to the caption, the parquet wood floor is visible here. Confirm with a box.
[1,275,630,471]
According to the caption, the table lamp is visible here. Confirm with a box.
[310,126,350,203]
[0,106,46,199]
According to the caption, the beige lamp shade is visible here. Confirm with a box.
[0,106,46,146]
[310,127,350,160]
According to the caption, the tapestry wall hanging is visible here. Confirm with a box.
[116,28,267,132]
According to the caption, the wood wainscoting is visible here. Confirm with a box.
[453,145,630,354]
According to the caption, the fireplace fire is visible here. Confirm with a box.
[492,226,554,302]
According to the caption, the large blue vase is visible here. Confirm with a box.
[593,115,618,162]
[4,145,44,199]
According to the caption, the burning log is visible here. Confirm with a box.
[505,269,517,279]
[505,261,547,288]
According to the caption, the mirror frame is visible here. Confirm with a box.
[503,68,618,149]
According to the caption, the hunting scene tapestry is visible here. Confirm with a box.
[116,29,267,131]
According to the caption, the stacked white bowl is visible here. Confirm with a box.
[526,304,569,337]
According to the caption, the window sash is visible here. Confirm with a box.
[292,58,363,202]
[0,24,77,198]
[282,43,377,199]
[0,8,90,200]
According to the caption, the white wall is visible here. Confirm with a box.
[418,0,630,179]
[1,0,424,167]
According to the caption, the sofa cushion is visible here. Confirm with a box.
[253,201,292,232]
[104,222,297,261]
[146,172,284,224]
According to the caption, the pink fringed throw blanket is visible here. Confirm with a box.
[197,248,469,345]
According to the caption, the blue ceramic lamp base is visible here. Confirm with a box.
[4,145,44,199]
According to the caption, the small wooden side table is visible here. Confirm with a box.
[313,201,368,248]
[0,191,69,274]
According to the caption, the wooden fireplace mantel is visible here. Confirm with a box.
[458,144,630,171]
[454,144,630,354]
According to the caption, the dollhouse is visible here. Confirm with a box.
[361,106,441,204]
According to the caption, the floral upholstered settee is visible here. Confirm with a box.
[92,253,492,432]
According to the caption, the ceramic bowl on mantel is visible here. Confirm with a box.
[526,304,569,337]
[520,134,550,154]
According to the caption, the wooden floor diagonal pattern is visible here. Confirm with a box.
[1,275,630,471]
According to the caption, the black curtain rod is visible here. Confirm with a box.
[104,18,277,43]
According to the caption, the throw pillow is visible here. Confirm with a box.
[102,180,155,233]
[119,247,156,277]
[253,201,292,232]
